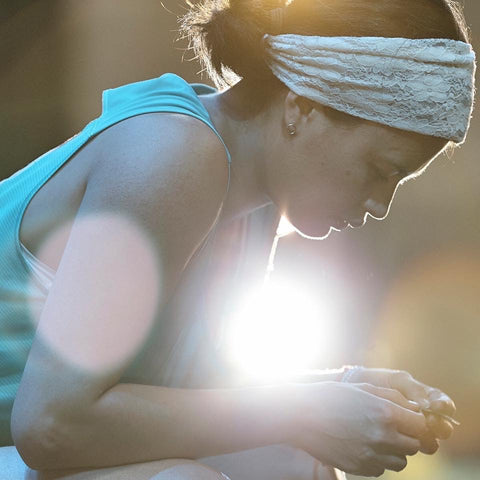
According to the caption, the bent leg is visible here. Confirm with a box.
[200,444,345,480]
[0,446,229,480]
[149,463,230,480]
[1,444,346,480]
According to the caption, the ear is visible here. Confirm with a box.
[283,90,327,130]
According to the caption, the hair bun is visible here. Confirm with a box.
[179,0,282,88]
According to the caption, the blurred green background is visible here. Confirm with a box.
[1,1,479,477]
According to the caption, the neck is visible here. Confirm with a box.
[197,81,274,224]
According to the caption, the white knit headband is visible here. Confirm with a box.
[263,34,476,143]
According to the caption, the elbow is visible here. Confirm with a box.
[11,410,77,471]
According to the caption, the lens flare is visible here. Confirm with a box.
[224,278,338,382]
[29,212,161,374]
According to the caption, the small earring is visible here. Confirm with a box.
[287,123,296,136]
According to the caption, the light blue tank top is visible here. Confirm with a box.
[0,73,231,446]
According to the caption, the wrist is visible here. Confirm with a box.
[262,382,308,445]
[282,381,341,446]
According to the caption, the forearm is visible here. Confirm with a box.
[44,382,295,470]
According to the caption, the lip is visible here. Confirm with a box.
[331,219,348,231]
[348,218,365,228]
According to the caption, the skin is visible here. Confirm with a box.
[11,79,455,479]
[199,81,448,238]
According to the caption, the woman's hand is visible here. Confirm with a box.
[288,381,427,477]
[343,367,456,452]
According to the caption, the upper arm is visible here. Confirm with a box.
[12,113,229,441]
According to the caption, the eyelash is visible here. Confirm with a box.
[372,163,408,181]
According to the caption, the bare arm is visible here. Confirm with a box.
[70,382,293,468]
[12,113,256,469]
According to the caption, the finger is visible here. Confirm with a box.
[389,371,430,409]
[392,404,428,438]
[370,454,409,474]
[357,384,420,411]
[356,384,427,437]
[373,432,421,457]
[381,454,409,473]
[348,457,386,478]
[426,414,455,440]
[357,465,386,478]
[428,390,456,416]
[419,432,440,455]
[345,462,386,478]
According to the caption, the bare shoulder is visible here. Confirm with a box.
[89,112,229,201]
[83,112,230,290]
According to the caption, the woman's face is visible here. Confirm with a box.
[266,102,448,239]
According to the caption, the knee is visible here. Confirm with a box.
[150,461,230,480]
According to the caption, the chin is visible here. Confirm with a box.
[291,220,334,240]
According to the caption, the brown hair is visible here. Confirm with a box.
[179,0,470,93]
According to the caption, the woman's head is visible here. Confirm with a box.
[180,1,473,238]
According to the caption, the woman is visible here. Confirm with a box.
[0,0,475,478]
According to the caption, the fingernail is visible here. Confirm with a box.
[408,400,421,410]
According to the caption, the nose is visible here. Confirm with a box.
[365,178,401,220]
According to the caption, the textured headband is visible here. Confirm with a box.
[263,34,476,143]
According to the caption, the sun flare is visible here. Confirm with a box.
[225,277,338,382]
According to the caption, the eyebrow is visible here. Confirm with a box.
[384,156,409,178]
[389,149,435,177]
[396,166,410,177]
